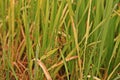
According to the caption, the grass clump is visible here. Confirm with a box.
[0,0,120,80]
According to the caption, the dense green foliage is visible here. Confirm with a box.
[0,0,120,80]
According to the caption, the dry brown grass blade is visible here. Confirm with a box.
[87,75,101,80]
[48,56,78,71]
[70,15,82,79]
[33,59,52,80]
